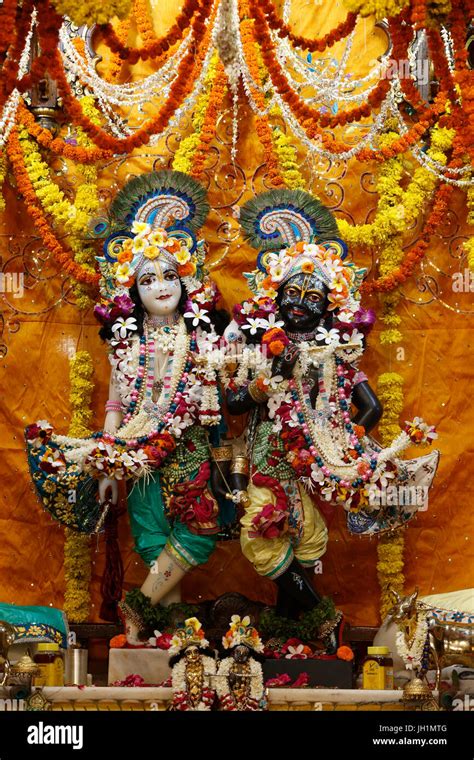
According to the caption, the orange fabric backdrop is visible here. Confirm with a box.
[0,1,473,627]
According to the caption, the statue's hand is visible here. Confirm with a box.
[104,411,122,434]
[271,344,299,380]
[210,459,231,501]
[98,477,118,505]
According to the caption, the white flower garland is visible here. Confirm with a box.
[215,656,264,703]
[171,655,216,711]
[395,612,429,671]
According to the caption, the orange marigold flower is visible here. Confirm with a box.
[337,645,354,662]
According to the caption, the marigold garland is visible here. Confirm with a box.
[64,351,95,623]
[240,17,284,187]
[271,127,305,189]
[0,153,6,213]
[190,61,228,180]
[249,0,391,131]
[6,128,100,286]
[18,102,112,164]
[377,532,406,621]
[51,0,214,154]
[342,0,408,19]
[51,0,131,28]
[69,97,102,309]
[172,52,220,173]
[258,0,358,53]
[98,0,202,64]
[133,0,155,46]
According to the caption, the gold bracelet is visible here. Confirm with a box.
[231,455,250,475]
[211,445,234,462]
[248,378,269,403]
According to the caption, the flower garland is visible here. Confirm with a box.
[6,127,100,286]
[18,102,112,164]
[98,0,201,63]
[64,351,95,624]
[240,17,284,187]
[50,0,214,154]
[395,611,429,671]
[361,182,454,294]
[215,657,264,708]
[339,121,454,250]
[68,97,102,309]
[170,656,216,710]
[250,0,392,130]
[190,61,228,181]
[171,54,220,174]
[271,126,305,190]
[17,118,100,302]
[133,0,155,47]
[50,0,131,27]
[258,0,358,53]
[342,0,408,18]
[0,152,6,212]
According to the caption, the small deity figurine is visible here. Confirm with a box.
[0,620,16,687]
[223,189,439,621]
[216,616,266,711]
[168,617,216,711]
[25,171,232,642]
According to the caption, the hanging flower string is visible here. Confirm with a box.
[6,127,100,286]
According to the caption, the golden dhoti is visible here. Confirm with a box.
[240,479,328,579]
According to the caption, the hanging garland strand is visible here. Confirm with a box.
[18,102,112,164]
[240,16,285,187]
[190,61,229,180]
[249,0,391,130]
[64,351,94,623]
[6,127,100,286]
[258,0,358,53]
[50,0,214,154]
[98,0,203,63]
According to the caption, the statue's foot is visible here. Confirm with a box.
[117,600,150,647]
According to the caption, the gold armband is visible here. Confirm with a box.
[211,445,234,462]
[230,455,250,476]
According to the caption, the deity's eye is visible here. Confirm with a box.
[164,270,179,282]
[307,292,323,303]
[284,286,300,298]
[139,275,154,286]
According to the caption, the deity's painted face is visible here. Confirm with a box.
[136,257,182,317]
[185,646,200,663]
[279,273,329,332]
[233,645,251,663]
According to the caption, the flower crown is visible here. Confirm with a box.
[97,219,206,305]
[222,615,264,653]
[245,240,365,323]
[169,617,209,655]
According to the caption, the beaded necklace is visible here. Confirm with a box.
[93,324,197,449]
[286,355,378,489]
